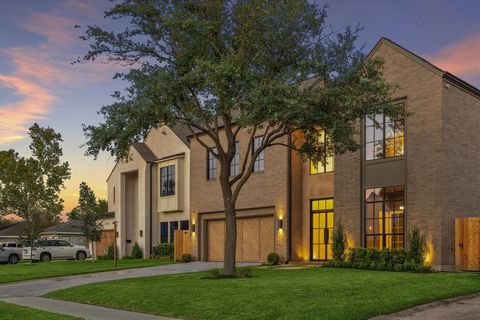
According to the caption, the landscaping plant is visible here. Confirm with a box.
[181,253,192,263]
[331,220,347,261]
[131,242,143,259]
[267,252,280,265]
[407,226,426,266]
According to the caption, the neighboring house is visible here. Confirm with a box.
[107,124,191,258]
[0,222,26,244]
[189,37,480,271]
[41,220,87,246]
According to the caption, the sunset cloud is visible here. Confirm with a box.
[428,32,480,80]
[0,75,54,144]
[0,6,121,146]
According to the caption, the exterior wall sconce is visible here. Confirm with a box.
[192,221,196,233]
[278,217,284,230]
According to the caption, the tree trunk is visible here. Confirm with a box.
[223,199,236,276]
[219,162,236,276]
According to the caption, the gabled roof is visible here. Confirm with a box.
[0,222,26,238]
[368,37,480,98]
[43,220,84,235]
[132,143,158,163]
[170,123,191,147]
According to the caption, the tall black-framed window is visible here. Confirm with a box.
[230,142,240,177]
[311,198,334,261]
[160,222,168,243]
[160,165,175,196]
[207,147,217,180]
[365,185,404,249]
[169,221,179,243]
[310,129,334,174]
[365,104,405,160]
[252,137,264,172]
[180,220,189,231]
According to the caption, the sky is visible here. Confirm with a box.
[0,0,479,213]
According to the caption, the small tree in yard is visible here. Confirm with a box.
[70,182,104,261]
[0,124,71,261]
[332,220,347,262]
[78,1,400,275]
[407,226,426,266]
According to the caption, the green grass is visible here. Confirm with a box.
[47,267,480,320]
[0,258,173,284]
[0,301,81,320]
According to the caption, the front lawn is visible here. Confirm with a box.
[47,267,480,320]
[0,258,172,284]
[0,301,81,320]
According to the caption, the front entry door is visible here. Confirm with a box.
[311,199,334,261]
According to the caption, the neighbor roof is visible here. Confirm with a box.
[0,222,26,238]
[43,220,84,235]
[368,37,480,98]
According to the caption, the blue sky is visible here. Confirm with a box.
[1,0,479,211]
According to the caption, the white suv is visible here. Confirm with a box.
[23,239,91,262]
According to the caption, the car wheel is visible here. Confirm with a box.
[76,251,86,261]
[8,254,20,264]
[40,253,51,263]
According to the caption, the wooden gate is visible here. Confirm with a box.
[455,217,480,271]
[174,230,191,262]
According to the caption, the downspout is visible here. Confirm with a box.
[149,162,153,258]
[286,134,292,264]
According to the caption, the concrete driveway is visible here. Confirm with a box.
[0,261,256,320]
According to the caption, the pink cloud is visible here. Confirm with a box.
[428,32,480,78]
[0,75,54,144]
[23,12,81,46]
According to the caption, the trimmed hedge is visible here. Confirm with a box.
[152,243,174,258]
[323,247,431,272]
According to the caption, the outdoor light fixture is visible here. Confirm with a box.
[192,221,196,233]
[278,217,284,230]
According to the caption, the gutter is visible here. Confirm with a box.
[286,134,292,264]
[149,162,153,258]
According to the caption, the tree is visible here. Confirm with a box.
[331,220,347,262]
[78,1,399,275]
[0,124,71,259]
[70,182,104,261]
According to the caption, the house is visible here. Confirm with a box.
[189,37,480,271]
[106,124,191,258]
[41,220,87,246]
[0,222,26,244]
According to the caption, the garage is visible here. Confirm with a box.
[206,216,274,262]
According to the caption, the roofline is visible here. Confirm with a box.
[156,152,185,162]
[368,37,480,98]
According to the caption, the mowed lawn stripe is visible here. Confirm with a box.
[0,301,82,320]
[0,258,172,284]
[47,267,480,320]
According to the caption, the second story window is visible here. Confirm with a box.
[160,165,175,196]
[230,142,240,177]
[207,147,217,180]
[310,130,334,174]
[252,137,264,172]
[365,105,405,160]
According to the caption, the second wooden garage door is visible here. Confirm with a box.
[207,216,274,262]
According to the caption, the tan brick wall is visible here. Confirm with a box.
[371,42,445,268]
[190,127,290,261]
[441,82,480,269]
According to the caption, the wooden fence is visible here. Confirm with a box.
[455,217,480,271]
[174,230,191,262]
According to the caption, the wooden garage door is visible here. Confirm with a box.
[206,216,274,262]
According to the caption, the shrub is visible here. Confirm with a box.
[394,263,404,272]
[122,255,134,259]
[407,226,426,266]
[152,243,174,258]
[208,268,223,279]
[237,267,253,278]
[332,220,347,261]
[131,242,143,259]
[267,252,280,265]
[181,253,192,263]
